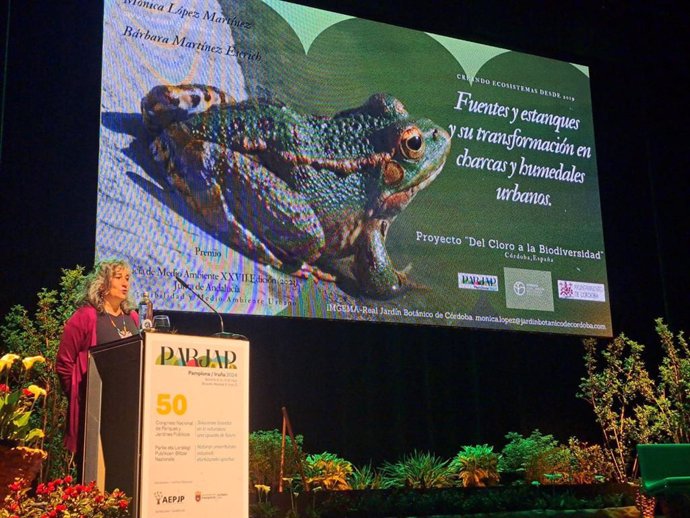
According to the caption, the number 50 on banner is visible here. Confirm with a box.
[156,393,187,415]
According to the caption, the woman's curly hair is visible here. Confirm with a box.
[80,259,135,314]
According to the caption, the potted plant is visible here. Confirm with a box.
[0,353,48,499]
[0,477,131,517]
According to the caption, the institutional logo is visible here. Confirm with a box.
[154,491,185,505]
[504,268,554,311]
[513,281,526,296]
[458,272,499,291]
[557,280,606,302]
[191,491,227,502]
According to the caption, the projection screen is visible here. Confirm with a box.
[97,0,613,336]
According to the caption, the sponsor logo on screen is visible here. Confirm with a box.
[504,268,554,311]
[458,272,499,291]
[557,280,606,302]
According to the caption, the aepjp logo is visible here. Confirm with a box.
[154,491,185,505]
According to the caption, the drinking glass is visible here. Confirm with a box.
[153,314,171,333]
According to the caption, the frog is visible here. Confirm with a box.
[141,84,451,298]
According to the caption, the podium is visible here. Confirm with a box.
[85,332,249,518]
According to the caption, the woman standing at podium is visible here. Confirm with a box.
[56,259,140,473]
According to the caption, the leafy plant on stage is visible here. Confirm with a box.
[379,450,454,489]
[0,266,86,480]
[249,429,305,492]
[499,429,559,475]
[566,437,613,484]
[498,430,612,484]
[578,319,689,483]
[304,452,353,490]
[450,444,500,487]
[349,462,381,489]
[655,319,690,442]
[524,443,572,485]
[0,353,47,447]
[0,476,130,518]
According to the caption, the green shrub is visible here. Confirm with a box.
[502,433,612,484]
[450,444,500,487]
[499,429,558,475]
[655,319,690,442]
[304,451,352,490]
[567,437,613,484]
[525,444,571,484]
[249,429,304,492]
[379,450,454,489]
[578,320,690,482]
[349,462,381,489]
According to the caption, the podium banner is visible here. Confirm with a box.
[139,333,249,517]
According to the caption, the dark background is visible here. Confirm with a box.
[1,1,688,465]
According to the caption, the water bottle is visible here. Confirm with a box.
[138,292,154,331]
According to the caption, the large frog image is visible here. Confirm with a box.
[141,84,451,299]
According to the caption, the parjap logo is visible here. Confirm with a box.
[156,347,238,368]
[458,272,499,291]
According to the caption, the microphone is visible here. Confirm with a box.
[174,275,247,340]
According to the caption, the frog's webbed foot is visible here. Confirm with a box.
[396,268,431,293]
[291,264,337,283]
[353,219,414,299]
[396,263,429,291]
[368,269,412,299]
[142,84,235,135]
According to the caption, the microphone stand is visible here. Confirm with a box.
[175,275,247,340]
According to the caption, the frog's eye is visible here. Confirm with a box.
[399,126,425,160]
